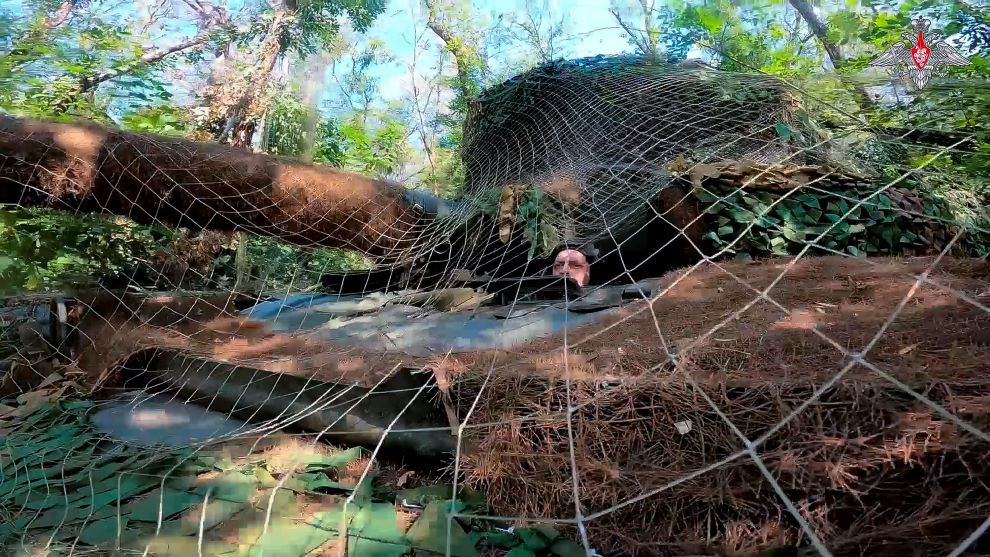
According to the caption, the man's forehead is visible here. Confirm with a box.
[555,249,588,263]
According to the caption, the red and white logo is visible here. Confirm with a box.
[869,17,971,90]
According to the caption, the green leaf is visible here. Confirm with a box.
[397,486,487,513]
[804,208,824,222]
[297,447,365,471]
[505,548,537,557]
[125,488,205,522]
[774,122,792,140]
[306,477,355,493]
[351,502,404,540]
[728,208,755,223]
[66,474,158,514]
[717,225,734,237]
[255,466,276,488]
[193,471,258,503]
[79,516,126,546]
[246,518,336,557]
[848,224,866,234]
[0,518,29,545]
[782,227,804,242]
[352,474,376,505]
[350,539,409,557]
[533,524,560,541]
[158,498,247,536]
[481,530,519,548]
[694,189,719,203]
[404,501,479,557]
[550,539,587,557]
[881,226,897,246]
[518,528,549,550]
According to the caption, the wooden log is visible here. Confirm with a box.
[0,115,426,260]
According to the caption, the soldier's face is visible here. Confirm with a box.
[552,249,590,287]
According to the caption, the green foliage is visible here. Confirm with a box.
[670,0,820,76]
[0,209,171,295]
[1,0,989,294]
[472,523,585,557]
[420,145,468,199]
[0,2,378,292]
[0,8,172,121]
[285,0,388,57]
[0,207,369,295]
[118,104,193,136]
[338,113,411,178]
[224,236,370,292]
[693,184,989,260]
[0,392,591,556]
[262,89,346,166]
[516,189,560,260]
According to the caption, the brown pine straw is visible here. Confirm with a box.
[69,255,990,555]
[446,255,990,556]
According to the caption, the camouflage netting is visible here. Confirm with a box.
[454,55,982,269]
[3,53,990,557]
[460,55,842,248]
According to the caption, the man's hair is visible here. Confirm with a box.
[558,242,598,264]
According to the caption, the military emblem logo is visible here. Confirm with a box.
[869,17,971,90]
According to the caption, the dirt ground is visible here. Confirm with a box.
[65,255,990,555]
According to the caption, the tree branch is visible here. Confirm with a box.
[79,34,211,94]
[423,0,477,103]
[787,0,842,68]
[44,0,81,30]
[609,6,651,59]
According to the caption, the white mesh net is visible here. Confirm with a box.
[1,53,989,557]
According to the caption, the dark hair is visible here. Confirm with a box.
[557,242,598,264]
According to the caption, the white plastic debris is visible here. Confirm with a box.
[674,420,693,435]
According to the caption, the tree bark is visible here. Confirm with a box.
[217,10,290,146]
[0,115,425,260]
[788,0,876,112]
[788,0,842,69]
[424,0,478,104]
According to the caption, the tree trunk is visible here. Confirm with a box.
[424,0,479,104]
[788,0,875,111]
[0,115,424,260]
[788,0,842,68]
[217,11,290,146]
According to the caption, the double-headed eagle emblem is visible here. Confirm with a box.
[869,17,971,90]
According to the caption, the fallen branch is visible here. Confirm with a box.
[0,115,425,260]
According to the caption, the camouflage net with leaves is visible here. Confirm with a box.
[459,55,989,262]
